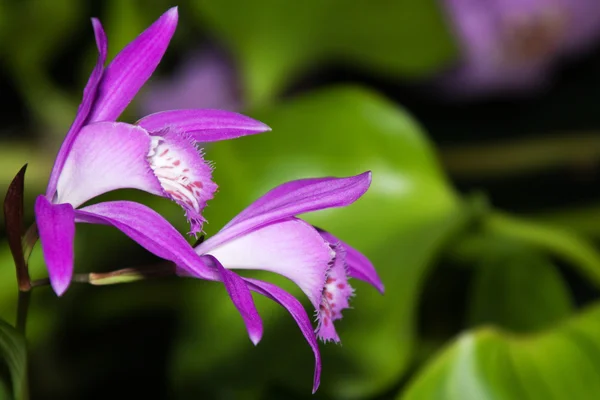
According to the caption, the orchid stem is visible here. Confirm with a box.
[16,291,31,334]
[26,263,176,289]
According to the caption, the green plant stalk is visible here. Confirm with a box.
[441,132,600,178]
[485,212,600,287]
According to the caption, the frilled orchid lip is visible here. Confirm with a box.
[35,7,271,296]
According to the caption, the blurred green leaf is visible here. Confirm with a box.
[0,318,27,400]
[193,0,456,105]
[172,86,466,397]
[468,246,573,333]
[401,303,600,400]
[0,0,84,133]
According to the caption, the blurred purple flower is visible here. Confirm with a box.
[439,0,600,97]
[36,8,270,295]
[139,49,241,114]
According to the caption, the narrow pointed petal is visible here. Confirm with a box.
[244,278,322,394]
[88,7,178,122]
[147,130,217,235]
[204,218,334,308]
[74,201,215,280]
[137,109,271,142]
[205,255,263,345]
[35,196,75,296]
[46,19,107,199]
[199,172,372,251]
[317,229,384,293]
[55,122,163,208]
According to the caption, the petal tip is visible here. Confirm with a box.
[166,6,179,21]
[51,279,70,297]
[250,331,263,346]
[361,170,372,183]
[312,379,321,394]
[256,121,272,132]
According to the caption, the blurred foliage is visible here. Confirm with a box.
[467,246,573,333]
[1,1,600,400]
[0,319,27,400]
[192,0,457,105]
[402,303,600,400]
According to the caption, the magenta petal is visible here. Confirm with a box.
[317,229,384,293]
[55,122,163,208]
[137,109,271,142]
[34,196,76,296]
[88,7,178,122]
[199,172,372,251]
[205,255,263,345]
[243,278,322,393]
[74,201,214,280]
[46,18,108,199]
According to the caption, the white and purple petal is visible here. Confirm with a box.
[34,196,76,296]
[46,19,108,199]
[147,129,217,235]
[204,218,334,309]
[88,7,178,122]
[137,109,271,143]
[55,122,163,208]
[197,172,372,252]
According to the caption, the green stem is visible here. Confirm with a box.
[441,133,600,178]
[15,292,30,335]
[485,212,600,287]
[25,263,177,290]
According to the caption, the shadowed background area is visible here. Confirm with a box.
[2,0,600,399]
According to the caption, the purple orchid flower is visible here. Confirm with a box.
[35,7,270,296]
[191,172,383,391]
[68,172,381,392]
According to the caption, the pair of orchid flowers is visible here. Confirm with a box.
[30,7,382,392]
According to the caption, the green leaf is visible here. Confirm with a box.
[193,0,457,105]
[468,245,574,333]
[401,303,600,400]
[172,86,465,397]
[0,319,27,400]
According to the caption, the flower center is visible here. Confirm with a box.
[148,136,204,213]
[501,6,568,65]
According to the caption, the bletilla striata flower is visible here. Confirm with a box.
[35,7,270,296]
[191,172,383,392]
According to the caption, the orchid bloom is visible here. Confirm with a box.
[35,7,269,296]
[191,172,383,391]
[70,172,381,392]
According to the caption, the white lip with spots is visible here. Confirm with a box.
[147,136,205,213]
